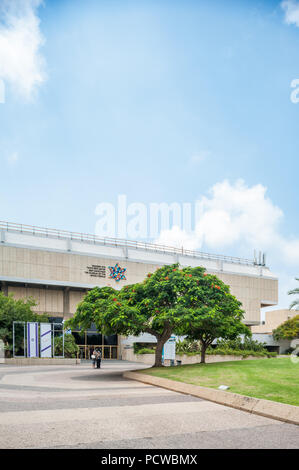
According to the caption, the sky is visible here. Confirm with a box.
[0,0,299,310]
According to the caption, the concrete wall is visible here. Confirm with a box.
[252,309,297,334]
[121,348,268,365]
[215,272,278,325]
[7,285,64,315]
[252,333,291,354]
[0,244,158,289]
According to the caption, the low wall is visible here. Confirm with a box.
[177,354,261,364]
[121,348,264,365]
[122,349,155,364]
[4,358,81,366]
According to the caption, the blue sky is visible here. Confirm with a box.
[0,0,299,308]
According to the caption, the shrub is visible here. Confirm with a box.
[206,347,276,358]
[285,347,299,356]
[136,348,155,355]
[133,342,155,354]
[175,337,276,358]
[216,337,267,352]
[176,339,201,355]
[54,334,79,358]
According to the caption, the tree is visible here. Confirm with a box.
[67,263,247,367]
[273,315,299,341]
[0,292,48,356]
[175,277,250,363]
[288,278,299,310]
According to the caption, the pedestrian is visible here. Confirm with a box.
[96,348,102,369]
[91,348,97,368]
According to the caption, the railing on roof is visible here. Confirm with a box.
[0,220,259,267]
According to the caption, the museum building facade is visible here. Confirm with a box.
[0,221,278,359]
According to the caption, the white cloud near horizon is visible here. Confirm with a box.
[0,0,46,100]
[281,0,299,27]
[155,180,299,267]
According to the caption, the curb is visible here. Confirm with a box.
[123,371,299,426]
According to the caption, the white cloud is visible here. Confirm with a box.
[189,151,210,166]
[155,179,299,265]
[155,225,198,251]
[155,179,299,308]
[281,0,299,27]
[0,0,46,100]
[195,180,283,251]
[6,151,18,165]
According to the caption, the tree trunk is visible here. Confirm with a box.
[200,342,207,364]
[145,326,172,368]
[154,338,164,367]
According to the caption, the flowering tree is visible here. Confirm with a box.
[67,263,247,367]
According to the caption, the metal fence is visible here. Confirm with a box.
[0,220,258,266]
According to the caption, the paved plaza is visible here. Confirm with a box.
[0,361,298,449]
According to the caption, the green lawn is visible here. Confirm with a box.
[140,357,299,406]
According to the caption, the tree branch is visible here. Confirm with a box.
[143,327,160,339]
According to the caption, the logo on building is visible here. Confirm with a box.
[109,263,127,282]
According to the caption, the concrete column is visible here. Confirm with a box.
[63,287,70,319]
[1,282,8,296]
[0,229,5,243]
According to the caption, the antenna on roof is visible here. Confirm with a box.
[262,252,266,266]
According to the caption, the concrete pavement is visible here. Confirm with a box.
[0,361,298,449]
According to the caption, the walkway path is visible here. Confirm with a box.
[0,361,298,448]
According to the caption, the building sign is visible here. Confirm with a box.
[27,322,38,358]
[85,265,106,278]
[40,323,52,358]
[162,335,176,361]
[109,263,127,282]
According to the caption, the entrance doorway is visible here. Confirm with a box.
[77,344,118,360]
[71,327,118,360]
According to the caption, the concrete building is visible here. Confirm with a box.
[251,309,298,354]
[251,309,298,334]
[0,221,278,359]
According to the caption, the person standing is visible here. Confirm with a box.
[91,348,97,368]
[96,348,102,369]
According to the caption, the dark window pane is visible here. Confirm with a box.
[86,333,102,345]
[104,334,117,345]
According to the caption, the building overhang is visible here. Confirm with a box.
[0,276,97,292]
[261,300,278,308]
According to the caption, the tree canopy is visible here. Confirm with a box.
[67,263,247,366]
[273,315,299,341]
[174,270,250,362]
[0,292,48,356]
